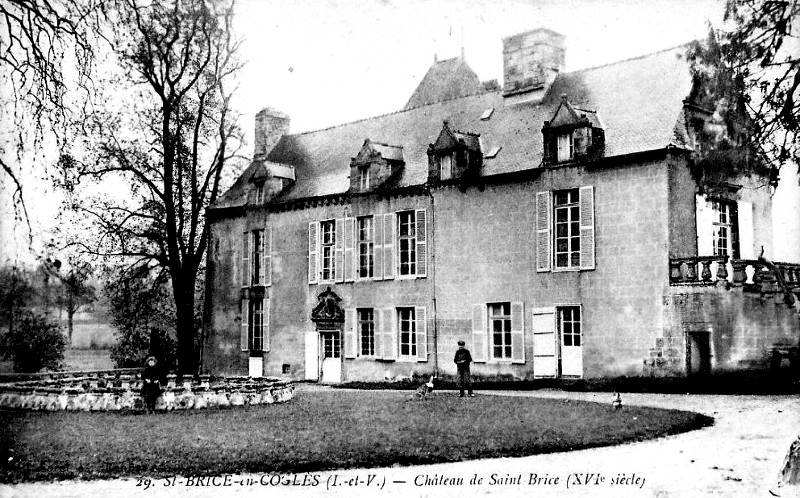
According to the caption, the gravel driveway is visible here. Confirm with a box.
[2,389,798,498]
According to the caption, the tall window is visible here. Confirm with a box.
[357,216,374,278]
[320,220,335,281]
[557,132,573,162]
[359,168,370,191]
[398,307,416,358]
[489,303,512,359]
[250,299,264,351]
[554,189,580,269]
[439,153,453,180]
[251,230,263,285]
[712,200,734,257]
[358,309,375,356]
[255,184,265,204]
[398,211,417,276]
[558,306,581,346]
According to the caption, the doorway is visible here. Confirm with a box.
[319,330,342,383]
[687,331,712,375]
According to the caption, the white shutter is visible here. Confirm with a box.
[536,192,552,272]
[344,308,356,358]
[374,308,384,358]
[383,213,395,279]
[383,308,397,360]
[308,222,319,284]
[373,215,384,280]
[532,307,557,378]
[511,302,525,364]
[696,195,714,256]
[415,209,427,278]
[242,231,251,287]
[738,201,755,259]
[415,306,427,362]
[335,218,345,283]
[263,298,270,352]
[240,298,249,352]
[579,185,595,270]
[263,227,272,286]
[344,217,356,282]
[471,304,487,362]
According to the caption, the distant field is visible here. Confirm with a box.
[63,349,114,371]
[59,312,116,349]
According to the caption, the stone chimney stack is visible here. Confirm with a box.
[254,107,290,159]
[502,28,565,105]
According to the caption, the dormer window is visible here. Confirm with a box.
[358,167,370,191]
[542,95,605,165]
[255,183,265,204]
[557,133,573,162]
[427,120,482,183]
[439,153,453,180]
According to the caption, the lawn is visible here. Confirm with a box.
[0,390,712,482]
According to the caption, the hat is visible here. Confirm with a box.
[457,340,465,346]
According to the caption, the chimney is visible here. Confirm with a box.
[502,28,565,105]
[254,107,290,159]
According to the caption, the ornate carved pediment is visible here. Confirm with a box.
[311,287,345,323]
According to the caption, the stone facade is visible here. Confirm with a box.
[204,27,799,383]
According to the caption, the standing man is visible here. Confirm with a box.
[454,340,475,397]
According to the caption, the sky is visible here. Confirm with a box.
[1,0,729,265]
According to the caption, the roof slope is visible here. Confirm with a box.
[404,56,484,110]
[215,46,693,209]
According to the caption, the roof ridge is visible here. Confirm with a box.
[451,127,480,137]
[290,89,498,138]
[564,42,694,75]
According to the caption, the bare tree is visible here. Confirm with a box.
[0,1,104,229]
[688,0,799,182]
[57,0,244,374]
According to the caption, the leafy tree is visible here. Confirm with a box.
[57,0,244,374]
[0,266,66,372]
[687,0,799,184]
[106,266,177,372]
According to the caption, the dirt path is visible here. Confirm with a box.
[2,390,798,497]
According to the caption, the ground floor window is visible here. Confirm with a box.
[398,307,416,358]
[489,302,512,359]
[558,306,581,346]
[358,308,375,356]
[250,299,264,351]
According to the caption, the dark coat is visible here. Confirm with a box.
[454,348,473,371]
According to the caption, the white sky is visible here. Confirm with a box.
[1,0,728,264]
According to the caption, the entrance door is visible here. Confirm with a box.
[319,331,342,383]
[687,332,711,375]
[559,307,583,377]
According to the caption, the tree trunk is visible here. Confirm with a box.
[173,273,198,375]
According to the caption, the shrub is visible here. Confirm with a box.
[0,311,66,372]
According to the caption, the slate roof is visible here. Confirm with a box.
[214,46,694,209]
[404,56,485,110]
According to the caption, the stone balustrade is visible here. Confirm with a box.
[669,256,768,286]
[0,372,294,411]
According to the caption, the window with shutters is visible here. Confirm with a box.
[489,303,512,359]
[250,299,264,351]
[357,216,374,278]
[398,211,416,276]
[557,306,581,347]
[397,307,416,359]
[320,220,336,281]
[358,308,375,356]
[554,189,581,269]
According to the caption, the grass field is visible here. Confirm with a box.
[0,390,712,483]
